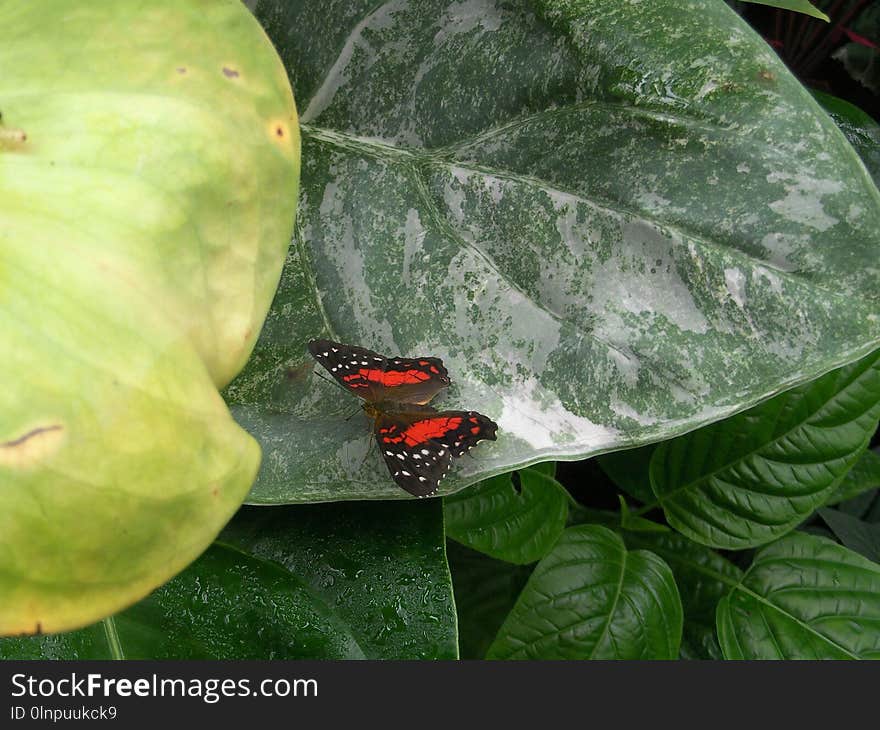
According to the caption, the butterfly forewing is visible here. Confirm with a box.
[308,338,450,405]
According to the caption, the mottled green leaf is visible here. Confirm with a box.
[444,466,569,564]
[739,1,829,21]
[487,525,682,659]
[0,545,363,660]
[650,350,880,549]
[717,532,880,659]
[623,531,742,660]
[819,508,880,563]
[220,500,457,659]
[229,0,880,504]
[0,0,299,635]
[447,541,532,659]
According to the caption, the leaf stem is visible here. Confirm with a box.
[102,617,125,660]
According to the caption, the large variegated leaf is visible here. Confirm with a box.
[227,0,880,502]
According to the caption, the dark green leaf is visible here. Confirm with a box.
[220,500,457,659]
[487,525,682,659]
[0,545,364,659]
[650,350,880,549]
[229,0,880,503]
[618,495,671,534]
[623,531,742,660]
[717,532,880,659]
[444,466,569,564]
[529,461,557,477]
[739,1,828,21]
[813,91,880,186]
[446,541,532,659]
[819,508,880,563]
[598,446,656,504]
[826,447,880,506]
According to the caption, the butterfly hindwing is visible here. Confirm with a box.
[308,338,449,405]
[429,411,499,457]
[374,409,498,497]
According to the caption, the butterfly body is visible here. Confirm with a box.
[308,338,497,497]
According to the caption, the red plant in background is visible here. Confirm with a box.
[765,0,875,83]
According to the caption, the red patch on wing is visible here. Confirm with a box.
[401,417,463,446]
[343,368,430,386]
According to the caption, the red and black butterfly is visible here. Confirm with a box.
[307,338,498,497]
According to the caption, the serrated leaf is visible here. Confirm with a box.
[717,532,880,659]
[444,466,569,564]
[826,447,880,505]
[220,500,457,659]
[228,0,880,503]
[623,531,742,660]
[487,525,682,659]
[447,541,532,659]
[0,544,364,660]
[650,350,880,549]
[819,508,880,563]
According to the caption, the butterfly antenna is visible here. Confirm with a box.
[312,367,356,398]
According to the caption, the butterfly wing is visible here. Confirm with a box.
[429,411,499,457]
[308,338,450,404]
[375,409,498,497]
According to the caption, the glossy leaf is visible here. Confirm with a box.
[827,447,880,505]
[444,465,569,564]
[739,1,829,21]
[819,508,880,563]
[228,0,880,503]
[814,91,880,186]
[623,531,742,660]
[598,446,656,504]
[717,532,880,659]
[220,500,457,659]
[447,541,532,659]
[619,496,671,534]
[0,0,299,635]
[650,350,880,549]
[0,544,363,660]
[487,525,682,659]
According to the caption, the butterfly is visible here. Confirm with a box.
[307,338,498,497]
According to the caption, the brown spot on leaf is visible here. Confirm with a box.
[0,127,27,146]
[222,66,240,78]
[0,424,64,468]
[267,119,293,149]
[758,69,775,82]
[176,67,187,74]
